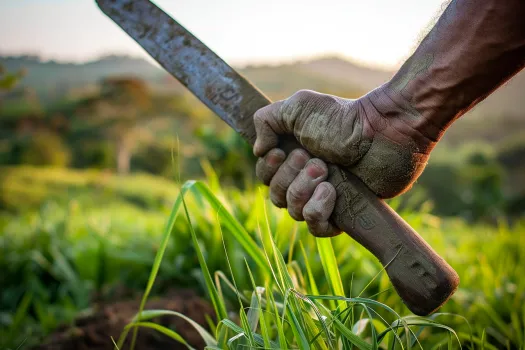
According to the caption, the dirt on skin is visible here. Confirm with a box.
[33,289,215,350]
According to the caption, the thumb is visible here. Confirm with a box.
[253,100,287,157]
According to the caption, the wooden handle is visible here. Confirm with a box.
[328,165,459,315]
[277,136,459,316]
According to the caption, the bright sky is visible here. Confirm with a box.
[0,0,450,70]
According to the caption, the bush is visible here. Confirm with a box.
[497,131,525,168]
[131,142,175,177]
[72,141,114,169]
[19,131,71,167]
[195,126,256,187]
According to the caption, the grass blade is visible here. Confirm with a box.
[131,309,217,346]
[181,183,228,321]
[245,260,272,349]
[124,322,196,350]
[119,182,187,350]
[317,238,346,311]
[188,181,268,273]
[333,317,373,350]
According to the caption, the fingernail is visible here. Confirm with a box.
[267,151,284,166]
[314,184,329,200]
[306,161,325,179]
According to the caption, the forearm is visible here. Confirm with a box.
[385,0,525,141]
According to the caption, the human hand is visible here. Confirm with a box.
[253,86,438,236]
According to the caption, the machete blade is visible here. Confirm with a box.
[96,0,270,144]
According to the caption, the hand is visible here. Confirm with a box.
[253,86,438,237]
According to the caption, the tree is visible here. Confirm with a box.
[74,76,153,174]
[0,64,26,91]
[19,130,71,167]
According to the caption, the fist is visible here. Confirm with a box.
[253,88,436,237]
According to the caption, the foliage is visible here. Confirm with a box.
[17,131,71,168]
[0,166,179,212]
[71,140,115,169]
[0,167,524,349]
[121,179,462,350]
[1,64,523,220]
[0,63,26,91]
[194,126,256,188]
[497,132,525,168]
[1,54,524,348]
[131,141,178,177]
[414,142,514,221]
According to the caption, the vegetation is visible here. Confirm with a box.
[0,166,524,349]
[0,56,524,349]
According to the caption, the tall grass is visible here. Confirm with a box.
[1,166,523,349]
[119,179,463,349]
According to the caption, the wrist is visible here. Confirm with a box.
[382,0,525,142]
[382,75,457,143]
[358,84,439,156]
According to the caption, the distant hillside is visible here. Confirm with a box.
[239,59,376,100]
[0,55,169,95]
[297,57,394,90]
[2,54,524,130]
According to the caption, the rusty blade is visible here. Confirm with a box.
[96,0,271,145]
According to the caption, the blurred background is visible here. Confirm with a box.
[1,0,524,349]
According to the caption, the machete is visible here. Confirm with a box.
[95,0,459,316]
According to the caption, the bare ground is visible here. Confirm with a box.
[33,288,215,350]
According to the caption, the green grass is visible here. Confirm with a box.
[120,179,460,349]
[1,166,524,349]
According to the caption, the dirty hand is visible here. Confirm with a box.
[253,87,438,237]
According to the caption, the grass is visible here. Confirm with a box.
[121,179,462,349]
[0,166,524,349]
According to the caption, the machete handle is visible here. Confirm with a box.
[277,135,459,316]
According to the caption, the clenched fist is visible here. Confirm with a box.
[253,86,439,237]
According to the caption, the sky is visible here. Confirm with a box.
[0,0,450,70]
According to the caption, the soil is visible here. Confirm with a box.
[33,288,215,350]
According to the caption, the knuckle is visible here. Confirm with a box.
[253,108,262,121]
[282,90,315,121]
[291,89,316,103]
[254,104,272,121]
[272,179,288,193]
[288,149,310,170]
[287,185,307,203]
[253,110,265,126]
[270,178,289,198]
[290,148,309,158]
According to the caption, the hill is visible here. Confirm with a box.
[0,55,165,88]
[2,54,524,143]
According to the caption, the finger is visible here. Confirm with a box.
[269,149,310,208]
[303,182,340,237]
[253,100,285,157]
[286,159,328,221]
[255,148,286,185]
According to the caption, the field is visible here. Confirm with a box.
[1,166,524,349]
